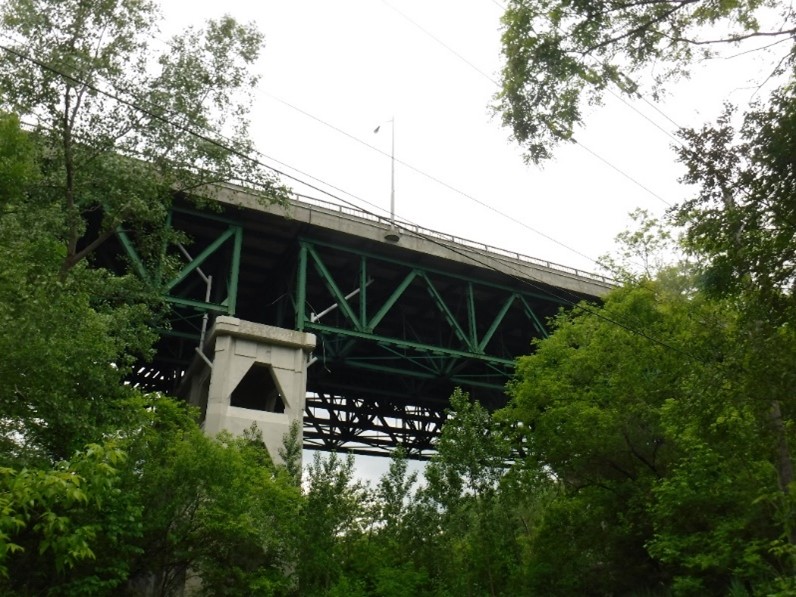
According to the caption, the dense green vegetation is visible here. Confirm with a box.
[3,0,796,594]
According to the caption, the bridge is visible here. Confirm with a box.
[112,186,612,460]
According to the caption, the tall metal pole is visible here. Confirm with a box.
[390,116,395,228]
[375,117,400,242]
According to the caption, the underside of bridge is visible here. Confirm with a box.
[97,189,610,458]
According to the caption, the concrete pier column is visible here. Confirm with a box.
[182,316,316,464]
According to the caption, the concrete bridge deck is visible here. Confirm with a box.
[118,186,612,458]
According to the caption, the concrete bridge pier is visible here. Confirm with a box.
[181,316,316,464]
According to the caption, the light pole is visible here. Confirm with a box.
[375,117,400,242]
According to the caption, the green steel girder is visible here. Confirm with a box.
[367,269,419,332]
[306,321,516,367]
[165,227,236,292]
[303,237,566,304]
[420,272,475,353]
[296,238,557,385]
[341,360,508,392]
[306,244,362,331]
[116,209,244,335]
[116,227,149,282]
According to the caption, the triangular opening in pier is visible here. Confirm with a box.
[230,363,286,413]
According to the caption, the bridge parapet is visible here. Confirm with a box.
[210,184,614,297]
[118,184,612,456]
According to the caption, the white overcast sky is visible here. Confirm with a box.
[160,0,777,275]
[161,0,780,481]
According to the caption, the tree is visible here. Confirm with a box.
[294,452,371,595]
[0,442,141,596]
[0,4,306,592]
[504,274,796,593]
[0,113,155,464]
[505,283,686,593]
[410,389,546,596]
[496,0,796,163]
[0,0,286,276]
[124,408,301,596]
[666,79,796,591]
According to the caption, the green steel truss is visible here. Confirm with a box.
[116,206,244,379]
[119,205,574,456]
[295,239,559,392]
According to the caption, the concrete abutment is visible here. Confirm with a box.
[181,316,316,464]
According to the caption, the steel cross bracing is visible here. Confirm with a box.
[110,202,586,456]
[294,238,567,455]
[113,205,245,389]
[304,392,445,459]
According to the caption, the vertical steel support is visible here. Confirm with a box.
[296,243,308,331]
[155,210,172,285]
[467,282,477,349]
[359,256,368,329]
[227,226,243,315]
[116,228,149,282]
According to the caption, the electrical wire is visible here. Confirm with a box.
[0,32,700,361]
[377,0,674,208]
[381,0,499,86]
[263,92,599,265]
[143,13,670,267]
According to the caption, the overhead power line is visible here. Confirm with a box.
[379,0,674,208]
[0,34,700,361]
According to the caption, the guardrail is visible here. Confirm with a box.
[290,194,615,286]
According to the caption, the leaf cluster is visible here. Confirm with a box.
[496,0,795,163]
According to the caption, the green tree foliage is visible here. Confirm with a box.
[505,276,796,593]
[675,82,796,314]
[124,407,300,596]
[0,442,139,595]
[505,283,684,593]
[0,114,156,463]
[0,3,302,592]
[496,0,796,163]
[0,0,286,276]
[295,452,371,595]
[410,390,551,596]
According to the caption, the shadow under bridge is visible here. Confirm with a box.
[116,187,611,458]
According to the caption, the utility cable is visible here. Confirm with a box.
[263,92,598,265]
[0,36,700,361]
[378,0,674,209]
[381,0,499,86]
[140,15,663,267]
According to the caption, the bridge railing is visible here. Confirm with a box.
[290,193,615,286]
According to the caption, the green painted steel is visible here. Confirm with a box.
[165,227,235,292]
[367,269,419,331]
[518,294,548,338]
[466,283,477,349]
[116,227,149,282]
[359,256,367,328]
[293,237,559,387]
[305,237,568,304]
[227,226,243,315]
[117,209,244,337]
[420,271,476,353]
[305,321,515,366]
[478,294,518,352]
[305,243,362,331]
